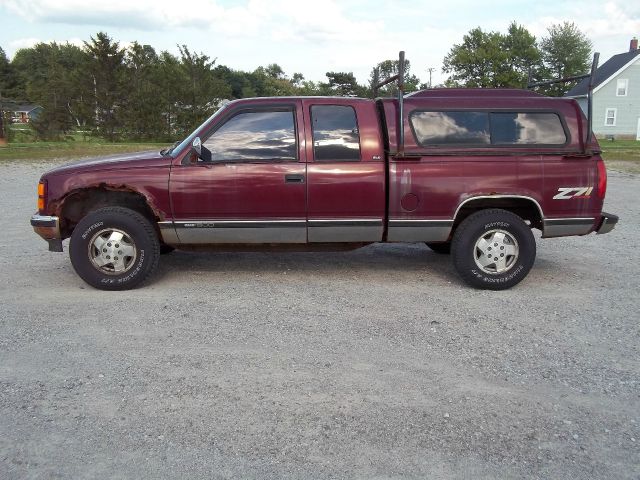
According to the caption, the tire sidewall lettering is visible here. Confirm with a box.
[118,249,145,283]
[81,221,104,240]
[479,264,525,284]
[484,221,510,230]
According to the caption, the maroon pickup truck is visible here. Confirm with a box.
[31,88,618,290]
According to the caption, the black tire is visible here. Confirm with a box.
[451,209,536,290]
[69,207,160,290]
[426,242,451,254]
[160,244,175,255]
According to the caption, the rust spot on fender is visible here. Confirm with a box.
[58,184,164,219]
[50,183,166,239]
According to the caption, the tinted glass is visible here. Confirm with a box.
[311,105,361,161]
[491,113,566,145]
[411,111,490,145]
[204,110,296,161]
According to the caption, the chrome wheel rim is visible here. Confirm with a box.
[473,229,519,274]
[88,228,137,275]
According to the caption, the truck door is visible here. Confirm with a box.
[303,100,386,242]
[168,102,307,243]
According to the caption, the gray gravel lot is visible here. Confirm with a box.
[1,159,639,479]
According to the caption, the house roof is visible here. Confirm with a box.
[14,104,42,113]
[0,100,41,113]
[565,49,640,97]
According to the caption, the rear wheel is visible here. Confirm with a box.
[451,209,535,290]
[69,207,160,290]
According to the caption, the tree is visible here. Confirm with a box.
[249,66,297,97]
[10,42,92,139]
[297,80,327,96]
[264,63,286,80]
[539,22,592,96]
[443,23,540,88]
[325,71,363,96]
[176,45,230,135]
[121,42,166,140]
[214,65,251,99]
[156,51,186,138]
[84,32,126,140]
[501,22,541,86]
[0,46,19,98]
[0,46,14,142]
[369,58,420,96]
[291,72,305,88]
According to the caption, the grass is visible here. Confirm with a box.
[0,140,168,161]
[599,139,640,174]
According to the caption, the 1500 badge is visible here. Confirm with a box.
[553,187,593,200]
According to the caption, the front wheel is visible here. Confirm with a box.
[451,209,536,290]
[69,207,160,290]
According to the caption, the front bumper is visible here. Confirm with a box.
[31,214,63,252]
[596,212,619,235]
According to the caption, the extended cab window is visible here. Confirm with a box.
[410,110,567,146]
[311,105,361,161]
[204,109,297,162]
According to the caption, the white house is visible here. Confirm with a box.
[565,38,640,140]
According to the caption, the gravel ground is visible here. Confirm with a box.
[0,160,638,479]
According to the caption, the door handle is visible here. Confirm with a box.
[285,174,305,184]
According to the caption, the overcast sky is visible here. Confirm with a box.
[0,0,638,86]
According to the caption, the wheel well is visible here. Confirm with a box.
[453,197,543,232]
[59,187,159,239]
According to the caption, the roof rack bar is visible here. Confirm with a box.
[397,50,405,157]
[586,52,600,148]
[371,50,406,157]
[526,73,590,89]
[373,74,400,95]
[527,52,599,153]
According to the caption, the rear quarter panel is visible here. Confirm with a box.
[382,94,602,237]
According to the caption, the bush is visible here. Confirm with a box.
[9,123,36,142]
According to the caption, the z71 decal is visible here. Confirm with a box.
[553,187,593,200]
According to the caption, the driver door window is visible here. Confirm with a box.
[203,110,297,162]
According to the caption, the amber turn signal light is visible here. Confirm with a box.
[37,181,46,211]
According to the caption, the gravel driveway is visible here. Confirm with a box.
[1,160,638,479]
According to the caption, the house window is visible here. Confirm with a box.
[605,108,617,126]
[616,79,628,97]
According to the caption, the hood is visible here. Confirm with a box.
[44,150,170,177]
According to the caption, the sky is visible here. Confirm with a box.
[0,0,638,87]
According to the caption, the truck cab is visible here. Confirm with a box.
[164,97,386,245]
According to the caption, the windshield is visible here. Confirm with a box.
[161,104,231,157]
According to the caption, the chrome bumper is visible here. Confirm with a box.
[31,214,63,252]
[596,212,619,235]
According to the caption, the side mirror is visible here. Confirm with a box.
[192,137,202,157]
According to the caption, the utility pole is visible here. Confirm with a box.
[427,68,435,88]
